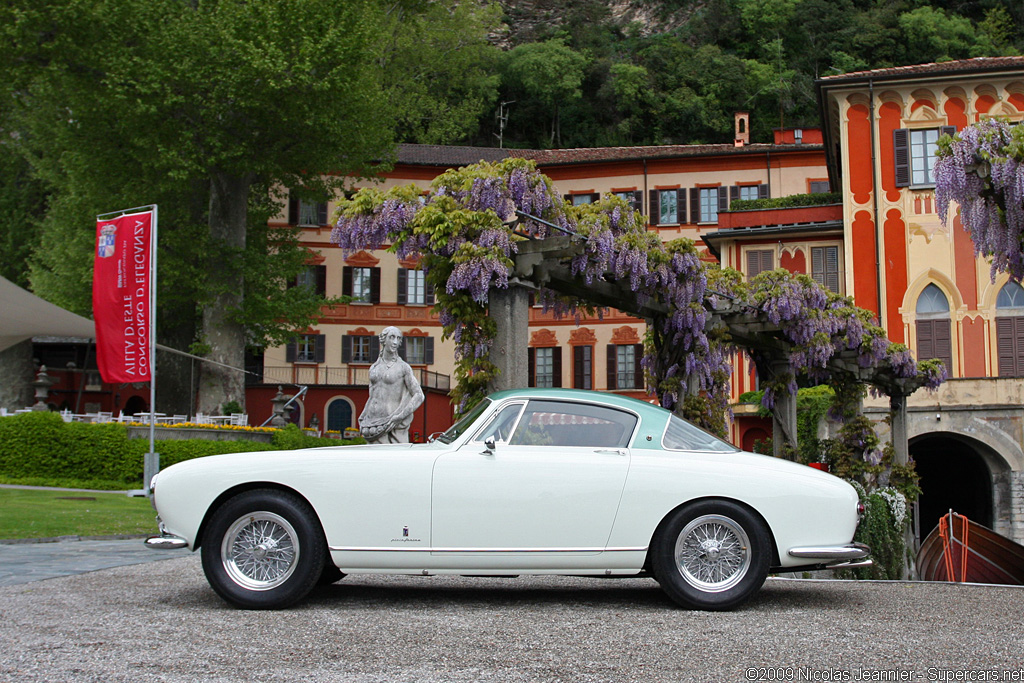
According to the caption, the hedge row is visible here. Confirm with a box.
[728,191,842,212]
[0,411,362,488]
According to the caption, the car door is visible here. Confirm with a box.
[430,399,637,561]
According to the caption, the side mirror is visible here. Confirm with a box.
[484,437,496,453]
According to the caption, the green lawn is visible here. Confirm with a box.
[0,488,160,540]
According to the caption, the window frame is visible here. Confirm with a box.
[894,126,956,188]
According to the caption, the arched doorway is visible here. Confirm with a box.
[122,395,147,417]
[911,434,994,541]
[326,397,354,433]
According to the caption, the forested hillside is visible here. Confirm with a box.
[457,0,1023,149]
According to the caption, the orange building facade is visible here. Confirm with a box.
[252,57,1024,543]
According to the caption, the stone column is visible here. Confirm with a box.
[889,392,908,466]
[769,359,798,461]
[489,284,531,392]
[889,390,916,579]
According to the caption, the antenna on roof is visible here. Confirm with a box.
[494,101,514,149]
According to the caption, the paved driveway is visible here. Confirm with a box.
[1,555,1023,682]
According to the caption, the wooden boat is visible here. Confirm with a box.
[917,511,1024,585]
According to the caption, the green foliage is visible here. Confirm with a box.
[842,485,908,580]
[729,192,842,211]
[220,400,243,417]
[0,144,47,288]
[0,412,362,488]
[476,0,1022,149]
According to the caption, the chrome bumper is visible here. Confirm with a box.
[788,543,872,569]
[145,533,188,550]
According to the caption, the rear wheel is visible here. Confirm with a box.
[201,489,326,609]
[651,500,770,611]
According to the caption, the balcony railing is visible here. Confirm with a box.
[254,365,451,392]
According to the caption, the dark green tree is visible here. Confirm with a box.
[1,0,500,413]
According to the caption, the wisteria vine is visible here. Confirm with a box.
[331,158,944,424]
[936,118,1024,281]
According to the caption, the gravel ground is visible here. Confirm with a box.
[1,555,1022,683]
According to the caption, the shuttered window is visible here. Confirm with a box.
[288,192,328,226]
[528,347,562,388]
[649,189,685,226]
[573,345,593,390]
[894,126,956,187]
[614,191,643,213]
[915,284,953,373]
[342,266,380,304]
[730,184,768,202]
[286,334,325,364]
[293,265,326,296]
[915,319,952,370]
[811,246,841,293]
[996,282,1024,377]
[698,187,727,223]
[606,344,643,390]
[746,249,774,281]
[397,268,434,305]
[400,336,434,365]
[341,334,378,364]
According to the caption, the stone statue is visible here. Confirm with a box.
[358,326,425,443]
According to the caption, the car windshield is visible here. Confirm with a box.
[435,399,492,444]
[662,413,738,452]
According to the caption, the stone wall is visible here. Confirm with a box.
[1013,471,1024,546]
[0,340,34,411]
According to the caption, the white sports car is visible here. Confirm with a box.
[146,388,870,610]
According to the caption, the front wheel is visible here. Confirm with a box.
[651,500,771,611]
[201,489,326,609]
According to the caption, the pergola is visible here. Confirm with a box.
[488,232,929,468]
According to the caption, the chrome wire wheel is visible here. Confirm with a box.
[674,513,752,593]
[221,511,300,591]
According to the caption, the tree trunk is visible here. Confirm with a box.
[197,171,250,414]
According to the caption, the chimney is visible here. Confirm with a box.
[734,112,750,147]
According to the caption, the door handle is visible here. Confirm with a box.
[595,449,628,456]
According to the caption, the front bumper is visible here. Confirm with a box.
[145,518,189,550]
[145,533,188,550]
[787,543,872,570]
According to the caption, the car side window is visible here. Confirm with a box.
[508,400,638,448]
[473,402,525,443]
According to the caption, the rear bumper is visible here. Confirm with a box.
[787,542,872,570]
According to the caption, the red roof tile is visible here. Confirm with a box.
[818,56,1024,84]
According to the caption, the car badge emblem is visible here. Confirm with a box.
[403,526,409,537]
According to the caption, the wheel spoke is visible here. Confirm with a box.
[674,514,752,593]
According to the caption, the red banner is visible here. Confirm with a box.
[93,211,153,383]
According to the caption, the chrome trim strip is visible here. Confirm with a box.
[824,559,873,570]
[788,543,870,560]
[329,546,648,554]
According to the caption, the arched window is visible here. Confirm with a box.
[996,282,1024,376]
[915,284,952,373]
[327,398,353,433]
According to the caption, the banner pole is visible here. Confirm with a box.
[145,204,159,496]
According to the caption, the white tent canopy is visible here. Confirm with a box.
[0,275,96,352]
